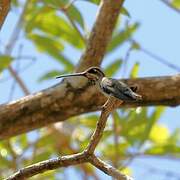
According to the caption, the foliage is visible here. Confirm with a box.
[0,0,179,179]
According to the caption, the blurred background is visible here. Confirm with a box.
[0,0,180,179]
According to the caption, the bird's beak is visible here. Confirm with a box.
[56,72,86,79]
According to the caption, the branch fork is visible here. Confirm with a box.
[7,97,133,180]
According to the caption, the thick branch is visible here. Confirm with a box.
[0,0,10,30]
[76,0,124,72]
[0,75,180,140]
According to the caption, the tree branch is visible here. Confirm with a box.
[0,75,180,139]
[86,97,123,154]
[76,0,124,72]
[7,97,132,180]
[6,64,129,180]
[89,155,133,180]
[6,152,88,180]
[0,0,10,30]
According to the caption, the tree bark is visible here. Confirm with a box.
[76,0,124,72]
[0,75,180,140]
[0,0,10,30]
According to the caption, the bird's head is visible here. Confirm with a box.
[83,67,105,81]
[56,67,105,82]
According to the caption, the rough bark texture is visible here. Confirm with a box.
[0,75,180,140]
[76,0,124,72]
[0,0,10,30]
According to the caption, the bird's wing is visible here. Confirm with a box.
[101,78,141,101]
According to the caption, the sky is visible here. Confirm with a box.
[0,0,180,179]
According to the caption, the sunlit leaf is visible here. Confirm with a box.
[108,23,139,53]
[172,0,180,9]
[146,144,180,155]
[41,0,85,29]
[26,10,84,49]
[0,55,13,72]
[28,33,64,54]
[140,107,165,144]
[88,0,100,5]
[105,59,122,77]
[120,167,132,176]
[130,62,139,78]
[0,155,10,167]
[150,124,169,144]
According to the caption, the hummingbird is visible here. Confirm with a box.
[56,67,142,102]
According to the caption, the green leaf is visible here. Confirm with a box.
[38,70,67,82]
[150,124,170,144]
[67,5,85,29]
[41,0,85,29]
[172,0,180,9]
[168,128,180,144]
[121,7,131,17]
[131,41,140,50]
[55,54,74,71]
[130,62,139,78]
[12,0,19,6]
[28,33,64,53]
[88,0,100,5]
[0,55,13,72]
[28,34,73,69]
[146,144,180,155]
[108,23,139,53]
[79,115,98,129]
[105,59,122,77]
[140,107,165,145]
[26,9,85,49]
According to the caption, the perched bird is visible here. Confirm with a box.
[56,67,142,102]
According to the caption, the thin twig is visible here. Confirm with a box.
[86,97,123,154]
[8,66,29,95]
[122,46,132,78]
[8,45,22,100]
[4,0,30,95]
[130,39,180,72]
[141,46,180,72]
